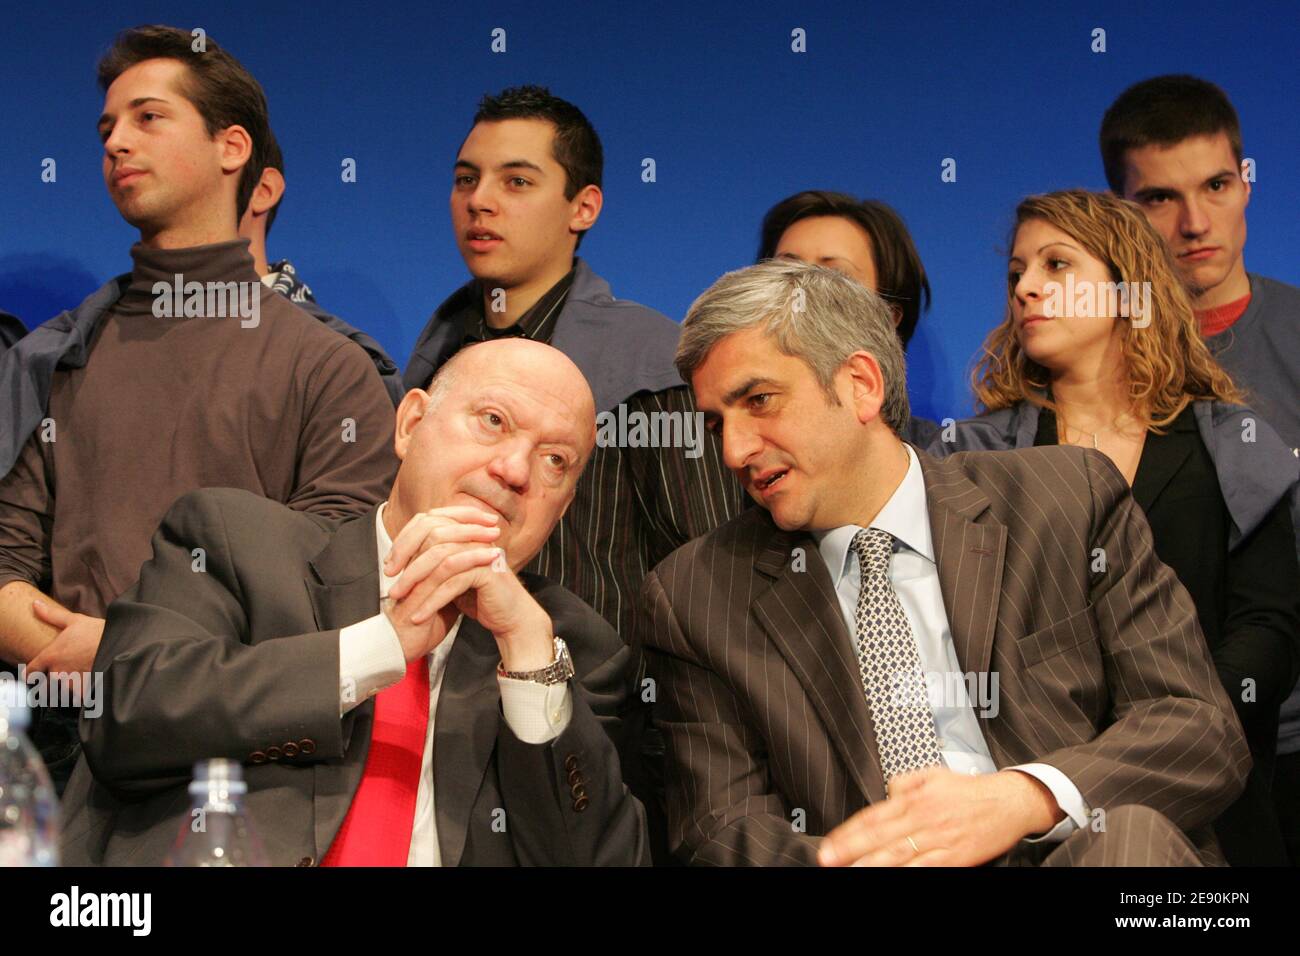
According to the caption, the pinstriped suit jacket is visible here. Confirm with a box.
[639,444,1250,866]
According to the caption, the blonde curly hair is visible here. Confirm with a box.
[972,189,1241,430]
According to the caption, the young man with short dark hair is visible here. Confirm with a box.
[404,87,745,861]
[1101,74,1300,863]
[405,85,744,648]
[0,25,397,792]
[1100,75,1298,449]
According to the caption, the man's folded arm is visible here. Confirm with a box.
[0,582,60,666]
[1034,450,1250,834]
[641,570,821,866]
[494,602,650,867]
[0,435,58,664]
[82,490,345,796]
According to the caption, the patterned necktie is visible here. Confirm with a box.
[850,527,943,783]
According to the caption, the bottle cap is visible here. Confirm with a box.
[189,757,248,798]
[0,676,30,730]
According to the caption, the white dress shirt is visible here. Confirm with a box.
[335,503,573,865]
[812,444,1088,843]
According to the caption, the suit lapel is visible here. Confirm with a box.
[433,617,501,868]
[304,507,385,860]
[1131,420,1195,513]
[917,452,1005,687]
[751,526,888,805]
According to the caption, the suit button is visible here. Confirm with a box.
[249,751,268,764]
[567,769,582,786]
[283,741,300,758]
[299,738,317,755]
[572,795,589,812]
[296,856,314,867]
[564,754,579,772]
[266,746,283,761]
[570,783,587,800]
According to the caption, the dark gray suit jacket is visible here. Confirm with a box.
[61,488,649,866]
[640,445,1250,866]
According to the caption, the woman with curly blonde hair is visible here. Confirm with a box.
[973,190,1241,452]
[927,189,1299,866]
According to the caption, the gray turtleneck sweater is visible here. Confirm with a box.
[0,239,397,619]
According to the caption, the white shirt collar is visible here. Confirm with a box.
[813,443,934,588]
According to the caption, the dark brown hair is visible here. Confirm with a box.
[472,85,602,250]
[97,24,272,222]
[1099,75,1243,195]
[757,191,931,347]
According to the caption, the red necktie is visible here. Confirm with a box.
[322,658,431,866]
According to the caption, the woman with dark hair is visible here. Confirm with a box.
[758,190,938,444]
[928,188,1300,866]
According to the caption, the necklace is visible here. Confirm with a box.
[1060,411,1137,450]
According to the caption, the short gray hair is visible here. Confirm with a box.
[675,259,910,433]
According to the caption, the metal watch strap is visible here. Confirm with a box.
[497,636,574,685]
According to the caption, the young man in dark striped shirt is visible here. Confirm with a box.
[405,86,744,649]
[404,88,745,859]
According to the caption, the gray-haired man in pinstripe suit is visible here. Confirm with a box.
[638,259,1249,866]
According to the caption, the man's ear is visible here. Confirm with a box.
[217,124,254,176]
[392,389,430,461]
[570,184,603,238]
[249,166,285,217]
[844,351,886,425]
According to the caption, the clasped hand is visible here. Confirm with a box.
[381,505,554,671]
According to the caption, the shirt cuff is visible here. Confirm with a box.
[498,677,572,744]
[1007,763,1090,844]
[338,613,406,715]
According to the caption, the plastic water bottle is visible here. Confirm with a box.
[0,677,60,866]
[165,758,268,866]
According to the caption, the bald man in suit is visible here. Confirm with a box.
[639,260,1248,867]
[62,339,647,866]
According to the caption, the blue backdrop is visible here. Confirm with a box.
[1,0,1297,421]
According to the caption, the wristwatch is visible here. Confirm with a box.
[497,636,574,686]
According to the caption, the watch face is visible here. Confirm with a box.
[551,638,575,683]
